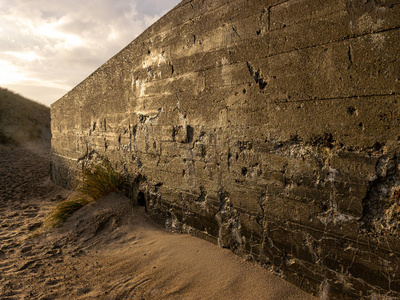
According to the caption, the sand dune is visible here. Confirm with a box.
[0,88,50,146]
[0,145,315,299]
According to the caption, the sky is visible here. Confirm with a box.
[0,0,181,106]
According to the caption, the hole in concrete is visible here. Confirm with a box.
[186,125,194,143]
[137,191,146,206]
[347,107,356,115]
[242,167,248,176]
[196,186,206,202]
[246,61,267,90]
[154,182,163,192]
[201,145,207,158]
[373,142,383,151]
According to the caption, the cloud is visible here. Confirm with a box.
[0,0,180,106]
[5,51,40,61]
[0,59,28,84]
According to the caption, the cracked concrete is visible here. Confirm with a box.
[51,0,400,299]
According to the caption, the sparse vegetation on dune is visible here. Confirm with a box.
[48,160,121,227]
[0,87,50,145]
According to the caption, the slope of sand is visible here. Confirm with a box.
[0,145,316,300]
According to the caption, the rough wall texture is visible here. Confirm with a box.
[51,0,400,298]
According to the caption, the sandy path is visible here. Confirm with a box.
[0,146,316,300]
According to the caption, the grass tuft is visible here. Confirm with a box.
[77,160,120,199]
[48,197,90,226]
[47,159,120,227]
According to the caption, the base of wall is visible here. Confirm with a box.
[138,177,400,299]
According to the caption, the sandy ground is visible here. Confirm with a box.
[0,145,316,300]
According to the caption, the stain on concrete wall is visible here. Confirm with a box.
[51,0,400,298]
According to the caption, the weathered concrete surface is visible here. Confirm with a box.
[51,0,400,298]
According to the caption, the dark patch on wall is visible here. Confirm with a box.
[246,62,267,90]
[195,186,206,202]
[186,125,194,143]
[137,191,146,206]
[360,155,400,237]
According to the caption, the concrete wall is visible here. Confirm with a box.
[51,0,400,298]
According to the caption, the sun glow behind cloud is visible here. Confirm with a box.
[0,59,27,84]
[0,0,181,106]
[36,22,83,49]
[5,51,40,61]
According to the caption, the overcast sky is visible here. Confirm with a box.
[0,0,181,106]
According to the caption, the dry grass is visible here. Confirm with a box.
[77,160,121,199]
[48,197,90,225]
[48,160,121,227]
